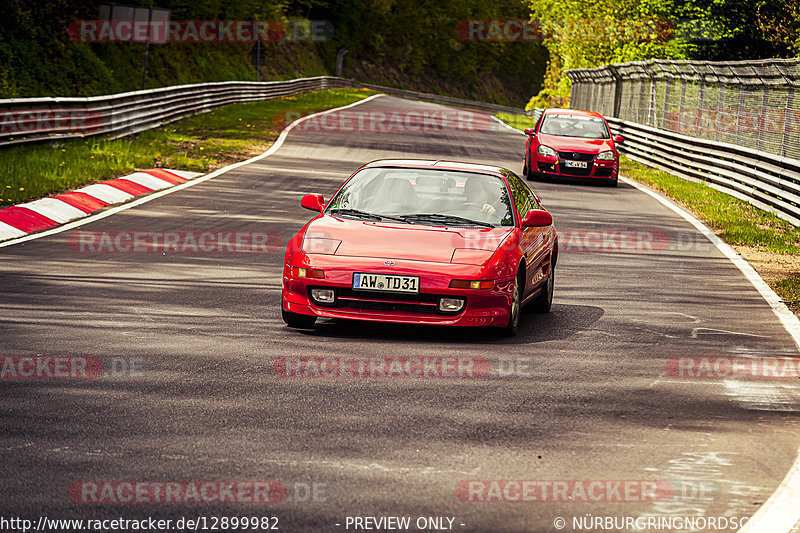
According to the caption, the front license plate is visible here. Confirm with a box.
[353,273,419,293]
[564,160,588,168]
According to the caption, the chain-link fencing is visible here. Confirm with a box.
[566,59,800,160]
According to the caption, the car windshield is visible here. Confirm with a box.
[539,114,610,139]
[325,167,515,227]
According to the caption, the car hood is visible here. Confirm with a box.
[303,215,512,264]
[537,133,614,153]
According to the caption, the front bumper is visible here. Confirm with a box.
[534,154,618,180]
[282,255,515,327]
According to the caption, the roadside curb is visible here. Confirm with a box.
[0,169,201,243]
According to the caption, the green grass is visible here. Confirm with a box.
[0,88,375,205]
[620,157,800,255]
[775,277,800,310]
[494,112,536,132]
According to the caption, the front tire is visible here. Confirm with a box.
[606,175,619,187]
[282,308,317,328]
[502,271,523,336]
[531,262,554,313]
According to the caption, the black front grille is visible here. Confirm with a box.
[559,164,592,176]
[337,288,439,303]
[310,287,461,315]
[339,300,437,313]
[558,151,595,162]
[595,168,613,177]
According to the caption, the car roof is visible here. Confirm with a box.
[362,159,510,176]
[544,108,605,120]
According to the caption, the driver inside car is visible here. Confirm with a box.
[463,177,497,217]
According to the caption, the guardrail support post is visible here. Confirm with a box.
[336,49,348,78]
[610,66,622,119]
[783,86,794,158]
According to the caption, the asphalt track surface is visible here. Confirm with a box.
[2,95,800,532]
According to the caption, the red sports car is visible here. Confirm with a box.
[523,108,624,187]
[281,159,558,336]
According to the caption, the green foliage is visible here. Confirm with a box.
[525,0,800,108]
[315,0,546,106]
[0,0,546,106]
[494,112,536,130]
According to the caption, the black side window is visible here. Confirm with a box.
[507,173,539,218]
[520,179,541,210]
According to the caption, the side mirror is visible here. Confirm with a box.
[521,209,553,228]
[300,193,325,212]
[524,128,536,136]
[614,135,624,144]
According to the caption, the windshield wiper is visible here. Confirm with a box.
[327,208,382,220]
[398,213,495,228]
[328,209,414,224]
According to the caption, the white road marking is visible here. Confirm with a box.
[691,327,768,339]
[657,311,704,324]
[640,452,765,533]
[0,94,385,249]
[18,198,87,224]
[0,221,27,240]
[164,170,202,180]
[119,172,175,191]
[75,183,134,204]
[723,381,800,412]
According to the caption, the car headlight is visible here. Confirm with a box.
[596,150,615,161]
[537,145,557,157]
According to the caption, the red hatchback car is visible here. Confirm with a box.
[281,159,558,336]
[523,108,624,187]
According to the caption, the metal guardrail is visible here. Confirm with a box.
[0,77,523,148]
[607,117,800,226]
[0,76,353,148]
